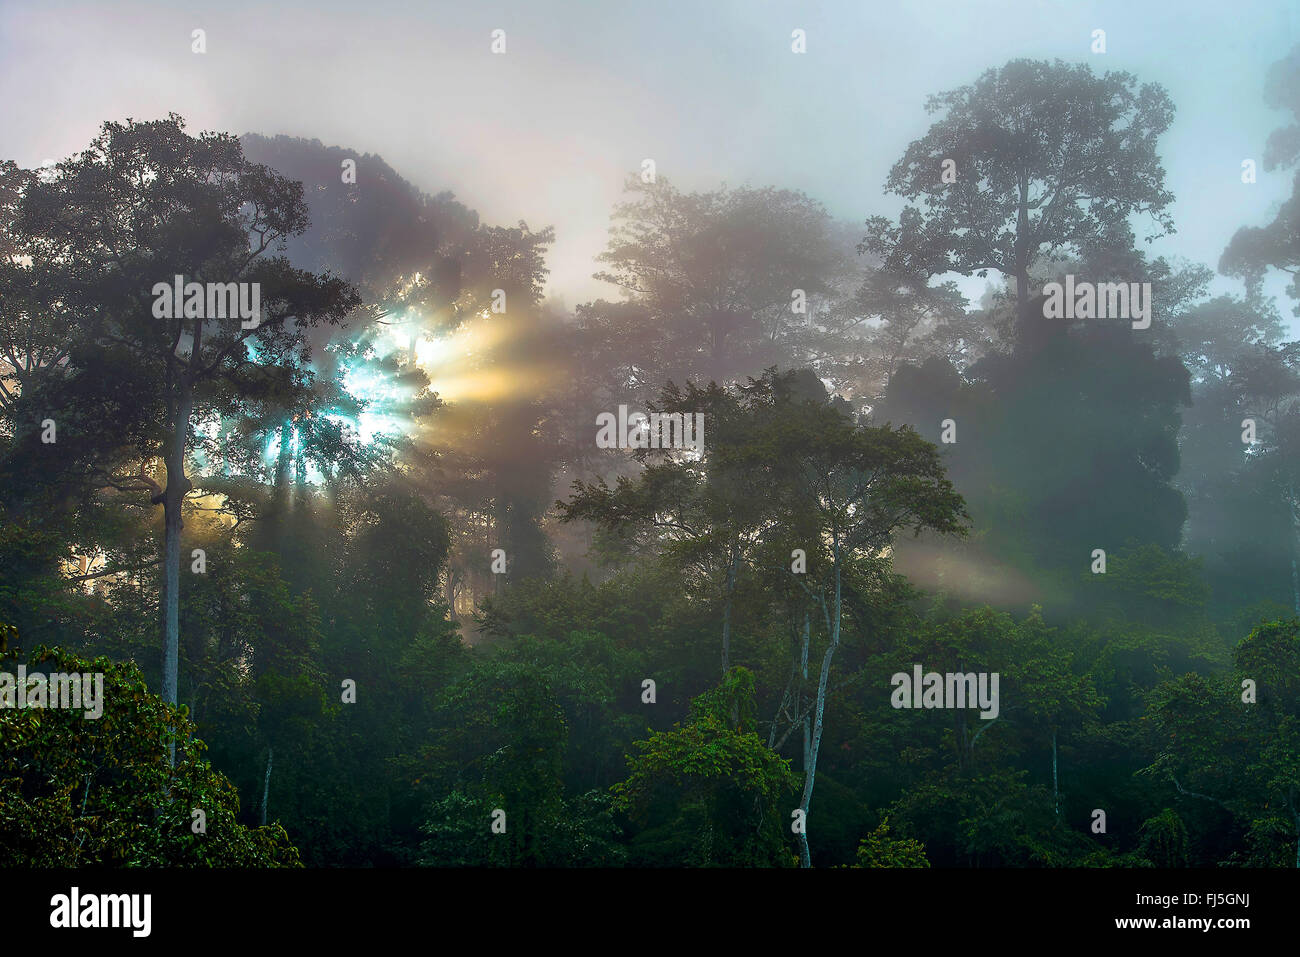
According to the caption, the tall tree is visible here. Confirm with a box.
[1217,44,1300,611]
[1221,44,1300,312]
[862,59,1175,338]
[12,116,360,741]
[731,379,967,866]
[590,176,849,391]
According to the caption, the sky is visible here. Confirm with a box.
[1,0,1297,316]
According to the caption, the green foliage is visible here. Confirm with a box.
[0,642,299,866]
[612,668,798,867]
[418,660,567,865]
[1138,809,1189,867]
[852,818,930,868]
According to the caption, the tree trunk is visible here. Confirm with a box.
[325,470,340,509]
[260,746,273,827]
[1015,267,1031,331]
[1290,491,1300,614]
[1292,554,1299,616]
[493,505,504,596]
[445,568,458,621]
[1052,728,1059,819]
[160,386,193,766]
[798,535,842,868]
[797,609,812,865]
[274,420,292,508]
[1014,174,1035,344]
[720,546,738,677]
[800,607,811,767]
[800,608,811,765]
[294,436,307,498]
[1290,788,1300,868]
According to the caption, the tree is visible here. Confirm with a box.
[612,667,798,867]
[419,660,567,866]
[837,268,973,405]
[862,59,1175,338]
[236,134,564,614]
[1221,45,1300,312]
[0,639,299,866]
[876,294,1192,609]
[715,373,968,865]
[559,373,828,676]
[851,817,930,868]
[589,176,850,391]
[1142,619,1300,867]
[10,116,360,746]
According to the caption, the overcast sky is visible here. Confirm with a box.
[2,0,1296,315]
